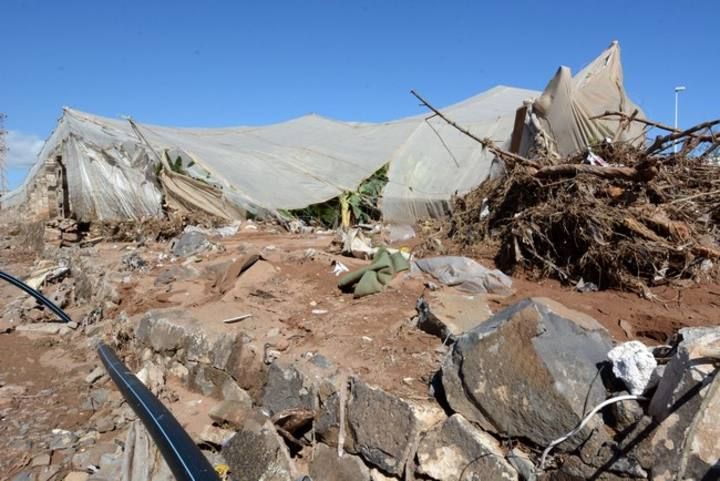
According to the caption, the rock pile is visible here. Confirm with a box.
[129,297,720,481]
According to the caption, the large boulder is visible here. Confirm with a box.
[441,297,612,448]
[416,414,517,481]
[347,377,444,476]
[647,327,720,481]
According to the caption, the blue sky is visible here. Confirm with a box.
[2,1,717,189]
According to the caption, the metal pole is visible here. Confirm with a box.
[674,86,686,154]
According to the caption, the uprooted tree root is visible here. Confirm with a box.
[445,142,720,293]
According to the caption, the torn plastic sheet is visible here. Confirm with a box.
[413,256,513,295]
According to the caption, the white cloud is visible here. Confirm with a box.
[6,130,44,167]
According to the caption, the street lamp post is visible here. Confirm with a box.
[674,86,686,154]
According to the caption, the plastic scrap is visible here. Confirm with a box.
[413,256,513,295]
[331,261,350,277]
[341,228,375,259]
[184,223,240,238]
[575,278,599,293]
[585,147,609,167]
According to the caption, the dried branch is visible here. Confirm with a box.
[592,111,680,133]
[410,89,540,169]
[646,119,720,154]
[534,161,657,182]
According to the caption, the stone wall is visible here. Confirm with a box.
[0,157,62,223]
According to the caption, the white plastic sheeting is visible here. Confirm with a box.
[382,86,537,222]
[413,256,514,295]
[521,41,645,158]
[3,42,643,224]
[3,88,535,223]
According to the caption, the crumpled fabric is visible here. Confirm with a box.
[338,248,410,298]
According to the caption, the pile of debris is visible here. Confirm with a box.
[89,211,226,243]
[444,120,720,292]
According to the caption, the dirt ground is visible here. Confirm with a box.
[1,222,719,476]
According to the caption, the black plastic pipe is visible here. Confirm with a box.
[97,342,220,481]
[0,269,72,323]
[0,269,220,481]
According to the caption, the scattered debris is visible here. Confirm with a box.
[121,252,147,271]
[442,139,720,292]
[330,260,349,277]
[221,314,253,324]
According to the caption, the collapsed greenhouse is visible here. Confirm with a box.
[1,42,642,226]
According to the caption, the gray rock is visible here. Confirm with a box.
[154,265,199,286]
[85,366,105,384]
[227,338,267,399]
[189,364,239,399]
[416,291,494,341]
[121,252,146,271]
[369,468,397,481]
[222,410,297,481]
[15,323,62,335]
[347,377,443,476]
[48,283,73,309]
[261,356,339,418]
[31,453,51,467]
[261,362,315,416]
[49,428,78,450]
[209,400,253,428]
[677,374,720,481]
[95,277,120,305]
[72,442,117,470]
[171,231,211,257]
[136,361,165,395]
[507,448,537,481]
[608,393,645,432]
[37,465,61,481]
[198,424,234,447]
[416,414,517,481]
[441,297,612,449]
[82,389,110,411]
[310,443,370,481]
[10,472,32,481]
[93,416,115,434]
[77,430,100,447]
[647,327,720,481]
[554,455,637,481]
[222,377,253,403]
[136,309,240,372]
[577,428,646,478]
